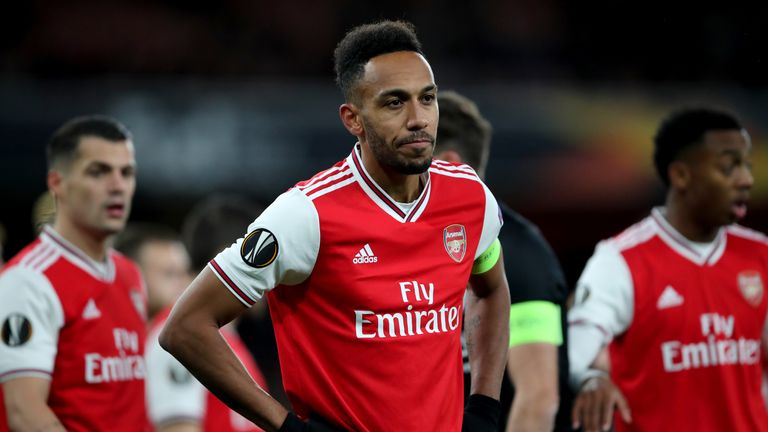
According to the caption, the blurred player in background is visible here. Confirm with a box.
[569,107,768,431]
[116,222,267,432]
[0,115,148,431]
[436,90,571,432]
[160,20,510,432]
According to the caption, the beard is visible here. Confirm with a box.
[363,120,434,175]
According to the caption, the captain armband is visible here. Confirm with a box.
[471,239,501,275]
[508,301,562,347]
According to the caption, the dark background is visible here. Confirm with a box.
[2,0,767,288]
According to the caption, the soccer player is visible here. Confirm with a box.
[116,223,267,432]
[435,90,571,432]
[568,107,768,432]
[160,20,511,432]
[0,116,149,431]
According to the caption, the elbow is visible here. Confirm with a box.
[158,318,183,356]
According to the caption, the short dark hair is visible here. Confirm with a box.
[182,195,265,271]
[653,107,743,186]
[334,20,423,102]
[47,115,132,171]
[114,223,181,263]
[436,91,493,178]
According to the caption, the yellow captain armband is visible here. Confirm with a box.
[471,239,501,275]
[508,301,562,347]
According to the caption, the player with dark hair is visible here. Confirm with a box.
[0,115,149,431]
[436,90,571,432]
[569,107,767,431]
[160,20,510,432]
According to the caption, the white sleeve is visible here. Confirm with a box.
[475,183,503,260]
[145,327,205,426]
[209,188,320,306]
[567,241,633,387]
[0,267,64,381]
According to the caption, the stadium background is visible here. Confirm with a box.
[1,0,767,288]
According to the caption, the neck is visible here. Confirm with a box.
[664,196,720,243]
[52,217,110,262]
[360,144,424,203]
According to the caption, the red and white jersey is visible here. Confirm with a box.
[211,145,502,431]
[569,208,768,431]
[146,307,267,431]
[0,226,149,432]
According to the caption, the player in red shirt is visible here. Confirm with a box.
[568,107,768,431]
[160,20,511,432]
[117,221,268,432]
[0,116,149,431]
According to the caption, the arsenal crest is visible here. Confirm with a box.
[738,270,764,307]
[443,224,467,263]
[130,288,147,319]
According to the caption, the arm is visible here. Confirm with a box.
[2,377,65,432]
[159,268,288,432]
[568,242,634,431]
[465,252,511,399]
[505,343,559,432]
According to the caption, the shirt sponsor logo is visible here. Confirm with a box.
[1,314,32,347]
[84,328,146,384]
[240,228,279,268]
[352,244,378,264]
[354,280,461,339]
[443,224,467,263]
[661,313,760,372]
[738,270,763,307]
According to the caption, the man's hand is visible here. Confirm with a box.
[462,394,501,432]
[278,412,344,432]
[571,375,631,432]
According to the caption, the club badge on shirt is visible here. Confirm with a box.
[443,224,466,263]
[738,270,764,307]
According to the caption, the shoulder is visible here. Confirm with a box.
[295,159,356,201]
[603,216,658,253]
[726,224,768,246]
[429,159,482,183]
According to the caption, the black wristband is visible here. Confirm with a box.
[462,394,501,431]
[279,412,308,432]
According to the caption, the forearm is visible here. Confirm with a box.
[3,381,65,432]
[505,343,559,432]
[160,318,286,431]
[506,392,558,432]
[465,286,510,398]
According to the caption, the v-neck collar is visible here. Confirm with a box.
[347,144,431,223]
[650,207,726,266]
[41,225,116,282]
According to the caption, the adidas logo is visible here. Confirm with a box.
[656,285,684,310]
[353,244,378,264]
[82,298,102,320]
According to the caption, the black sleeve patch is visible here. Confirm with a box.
[240,229,279,268]
[2,314,33,347]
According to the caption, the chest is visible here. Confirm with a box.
[625,246,767,341]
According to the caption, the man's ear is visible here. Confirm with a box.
[47,170,63,201]
[340,103,364,137]
[668,160,691,191]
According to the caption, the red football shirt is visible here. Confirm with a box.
[570,209,768,431]
[0,226,149,431]
[211,146,502,431]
